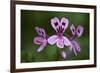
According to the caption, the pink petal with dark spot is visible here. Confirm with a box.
[61,17,69,32]
[51,17,60,32]
[35,27,46,38]
[70,24,76,36]
[76,25,84,37]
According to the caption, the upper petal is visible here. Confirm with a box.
[63,36,71,46]
[56,38,64,48]
[34,37,44,45]
[48,35,58,45]
[35,27,46,38]
[35,27,41,35]
[76,25,84,37]
[61,17,69,32]
[70,24,76,35]
[51,17,60,32]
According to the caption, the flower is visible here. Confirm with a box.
[34,27,48,52]
[69,24,84,56]
[48,17,71,59]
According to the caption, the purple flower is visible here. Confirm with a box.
[69,24,84,56]
[48,17,71,48]
[48,17,71,59]
[34,27,48,52]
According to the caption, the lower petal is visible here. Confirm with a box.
[48,35,58,45]
[60,51,67,59]
[37,42,47,52]
[70,40,80,56]
[63,36,71,46]
[34,37,44,45]
[72,47,78,56]
[56,38,64,48]
[72,40,80,52]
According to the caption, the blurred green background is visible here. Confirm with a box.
[21,10,89,63]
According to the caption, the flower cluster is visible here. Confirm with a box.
[34,17,84,59]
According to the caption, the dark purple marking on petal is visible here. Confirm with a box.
[62,28,64,32]
[61,26,64,33]
[72,29,75,32]
[59,26,61,32]
[54,22,58,26]
[78,29,80,33]
[42,31,44,35]
[60,26,63,33]
[57,26,64,34]
[36,40,43,44]
[38,30,41,33]
[62,22,65,26]
[57,28,59,33]
[60,26,62,33]
[58,26,61,33]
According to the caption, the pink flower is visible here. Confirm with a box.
[48,17,71,59]
[34,27,48,52]
[69,24,84,56]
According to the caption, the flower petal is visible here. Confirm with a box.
[60,51,67,59]
[56,38,64,48]
[51,17,60,32]
[37,45,45,52]
[69,42,77,56]
[35,27,46,38]
[37,39,47,52]
[34,37,44,45]
[72,40,81,52]
[76,25,84,37]
[70,24,75,35]
[69,45,73,51]
[63,36,71,46]
[48,35,58,45]
[72,47,78,56]
[35,27,41,35]
[70,40,80,56]
[61,17,69,32]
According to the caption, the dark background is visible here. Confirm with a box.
[21,10,89,63]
